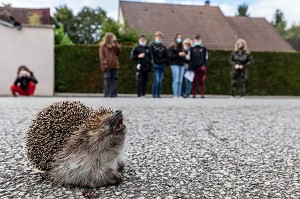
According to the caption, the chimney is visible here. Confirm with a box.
[205,1,210,6]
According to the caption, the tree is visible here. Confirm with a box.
[72,6,107,44]
[53,6,107,44]
[53,5,141,45]
[101,18,141,45]
[2,3,12,7]
[236,3,250,17]
[54,25,73,45]
[285,24,300,51]
[53,5,75,38]
[286,24,300,39]
[271,9,287,36]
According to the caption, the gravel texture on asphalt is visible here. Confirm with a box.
[0,96,300,199]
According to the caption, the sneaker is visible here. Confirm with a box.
[201,96,205,98]
[192,95,196,98]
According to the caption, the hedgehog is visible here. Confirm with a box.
[26,100,126,188]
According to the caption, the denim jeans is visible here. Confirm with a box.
[182,68,192,97]
[171,65,185,97]
[152,64,165,98]
[103,69,118,97]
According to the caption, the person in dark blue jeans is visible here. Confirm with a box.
[150,31,169,98]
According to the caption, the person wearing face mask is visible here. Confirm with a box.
[182,38,193,98]
[168,34,186,98]
[99,32,121,97]
[150,31,169,98]
[130,35,152,97]
[189,34,208,98]
[230,38,253,98]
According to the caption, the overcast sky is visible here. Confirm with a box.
[2,0,300,27]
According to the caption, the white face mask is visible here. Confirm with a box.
[194,41,202,46]
[139,41,147,46]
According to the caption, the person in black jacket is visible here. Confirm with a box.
[131,35,152,97]
[151,31,169,98]
[169,33,186,98]
[182,38,193,98]
[189,34,208,98]
[230,39,253,98]
[10,65,38,96]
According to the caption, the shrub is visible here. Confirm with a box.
[55,45,300,95]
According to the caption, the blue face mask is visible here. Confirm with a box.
[155,39,161,44]
[176,38,182,44]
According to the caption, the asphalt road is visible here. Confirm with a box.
[0,96,300,198]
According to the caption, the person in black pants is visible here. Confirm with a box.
[131,35,152,97]
[230,39,253,98]
[99,32,121,97]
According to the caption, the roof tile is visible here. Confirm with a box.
[120,1,294,52]
[0,7,51,25]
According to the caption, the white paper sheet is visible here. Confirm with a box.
[184,71,195,82]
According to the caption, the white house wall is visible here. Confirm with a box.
[0,25,54,96]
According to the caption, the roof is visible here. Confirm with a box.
[119,1,295,52]
[226,17,294,52]
[0,7,51,26]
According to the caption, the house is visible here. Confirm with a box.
[119,0,295,52]
[0,6,54,96]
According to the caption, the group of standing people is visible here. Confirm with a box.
[130,31,208,98]
[168,33,208,98]
[99,31,252,98]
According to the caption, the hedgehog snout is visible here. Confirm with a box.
[114,110,122,115]
[109,110,126,133]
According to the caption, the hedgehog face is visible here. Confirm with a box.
[108,110,126,133]
[85,109,126,145]
[84,109,126,154]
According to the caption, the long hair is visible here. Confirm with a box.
[234,38,248,51]
[100,32,114,48]
[183,38,193,48]
[169,33,182,50]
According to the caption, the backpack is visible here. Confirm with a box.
[190,46,207,70]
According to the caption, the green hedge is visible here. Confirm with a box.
[55,45,300,95]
